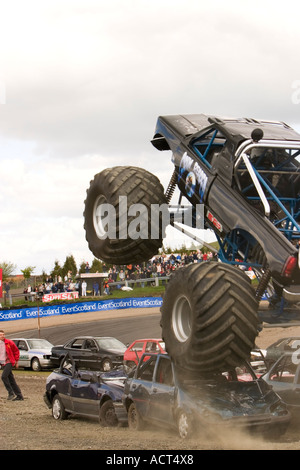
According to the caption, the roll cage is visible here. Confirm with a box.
[208,137,300,270]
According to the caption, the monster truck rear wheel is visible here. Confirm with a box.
[84,166,167,264]
[161,261,259,373]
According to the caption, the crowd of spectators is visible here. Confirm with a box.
[22,250,217,299]
[103,250,217,288]
[24,271,80,300]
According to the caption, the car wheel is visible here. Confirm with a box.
[127,402,144,431]
[83,166,167,264]
[177,410,193,439]
[99,400,118,427]
[161,261,259,373]
[52,395,68,420]
[101,358,113,371]
[31,357,42,372]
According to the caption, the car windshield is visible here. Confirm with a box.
[27,339,53,349]
[95,337,126,351]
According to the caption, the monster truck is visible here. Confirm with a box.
[83,114,300,374]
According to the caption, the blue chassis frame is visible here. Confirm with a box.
[190,133,300,270]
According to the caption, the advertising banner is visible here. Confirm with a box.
[42,292,79,302]
[0,296,163,323]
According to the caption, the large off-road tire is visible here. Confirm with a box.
[84,166,167,264]
[160,261,259,373]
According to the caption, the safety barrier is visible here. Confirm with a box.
[0,296,163,323]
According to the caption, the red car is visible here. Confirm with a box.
[123,339,166,368]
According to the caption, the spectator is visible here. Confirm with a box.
[58,281,65,293]
[111,267,118,282]
[93,281,99,296]
[82,280,87,296]
[103,279,110,295]
[45,283,51,294]
[4,282,12,306]
[140,268,147,288]
[0,329,23,401]
[52,283,58,293]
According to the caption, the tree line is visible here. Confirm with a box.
[0,256,104,284]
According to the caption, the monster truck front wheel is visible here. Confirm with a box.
[161,261,259,373]
[84,166,167,265]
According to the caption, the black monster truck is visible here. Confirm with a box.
[84,114,300,374]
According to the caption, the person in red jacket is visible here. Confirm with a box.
[0,329,23,400]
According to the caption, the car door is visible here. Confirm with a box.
[148,356,175,426]
[80,339,101,369]
[130,356,157,419]
[66,338,86,364]
[16,340,30,368]
[57,356,76,412]
[70,370,100,417]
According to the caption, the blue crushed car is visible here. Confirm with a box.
[122,353,291,439]
[44,353,127,426]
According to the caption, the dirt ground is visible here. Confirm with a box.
[1,307,300,451]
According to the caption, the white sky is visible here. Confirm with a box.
[1,0,300,274]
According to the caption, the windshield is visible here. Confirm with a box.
[27,339,53,349]
[95,337,126,351]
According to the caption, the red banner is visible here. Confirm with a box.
[0,268,2,298]
[42,291,79,302]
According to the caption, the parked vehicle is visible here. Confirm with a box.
[122,353,290,439]
[11,338,54,371]
[44,353,127,426]
[50,336,126,371]
[262,353,300,416]
[123,338,166,368]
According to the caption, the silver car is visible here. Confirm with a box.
[12,338,54,371]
